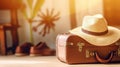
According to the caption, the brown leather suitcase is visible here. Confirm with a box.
[56,33,120,64]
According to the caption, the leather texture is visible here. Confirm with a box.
[56,33,120,64]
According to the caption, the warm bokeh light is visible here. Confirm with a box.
[0,0,22,9]
[75,0,103,26]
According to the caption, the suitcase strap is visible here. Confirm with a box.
[86,50,116,63]
[95,51,114,63]
[86,49,120,63]
[84,41,120,63]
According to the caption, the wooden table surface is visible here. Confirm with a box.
[0,56,120,67]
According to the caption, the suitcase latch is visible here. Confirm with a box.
[86,50,94,58]
[77,42,85,52]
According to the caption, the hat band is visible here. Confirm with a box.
[81,28,108,36]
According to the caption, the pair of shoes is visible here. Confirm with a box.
[15,42,55,56]
[15,42,33,56]
[30,42,55,56]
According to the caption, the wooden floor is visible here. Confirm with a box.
[0,26,119,67]
[0,55,120,67]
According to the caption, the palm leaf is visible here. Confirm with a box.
[31,0,45,19]
[17,0,28,19]
[52,12,60,19]
[47,26,50,34]
[20,3,28,19]
[50,8,54,16]
[52,16,60,21]
[36,21,45,27]
[46,8,49,16]
[21,9,28,19]
[49,22,55,31]
[38,11,46,18]
[27,0,33,10]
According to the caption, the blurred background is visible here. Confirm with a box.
[0,0,119,55]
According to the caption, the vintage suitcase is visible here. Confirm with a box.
[56,33,120,64]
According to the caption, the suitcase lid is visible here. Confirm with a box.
[66,33,120,47]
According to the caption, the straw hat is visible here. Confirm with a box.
[69,14,120,46]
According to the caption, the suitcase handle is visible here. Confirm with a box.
[95,51,114,63]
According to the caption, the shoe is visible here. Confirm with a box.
[15,42,33,56]
[30,42,55,56]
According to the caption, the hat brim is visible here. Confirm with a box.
[69,26,120,46]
